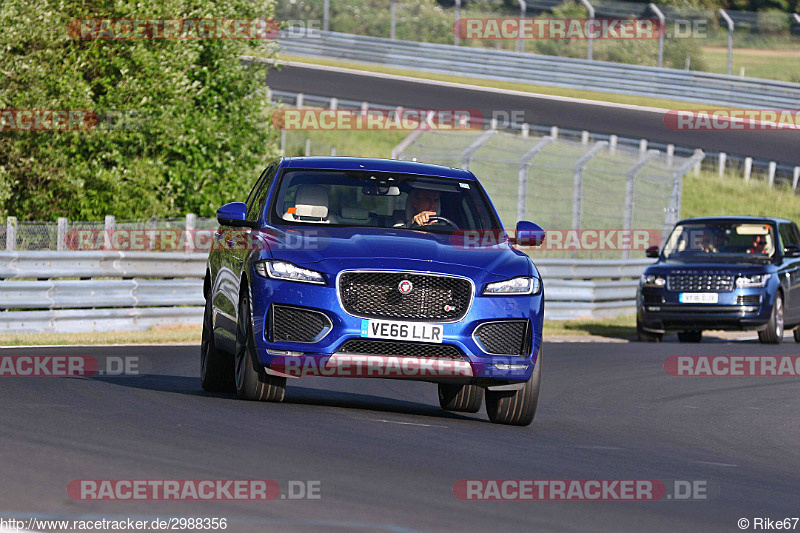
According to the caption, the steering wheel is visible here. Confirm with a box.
[409,215,459,230]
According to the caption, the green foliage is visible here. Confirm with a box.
[0,0,280,220]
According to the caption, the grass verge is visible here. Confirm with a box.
[0,325,202,347]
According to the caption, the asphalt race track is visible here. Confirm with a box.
[265,64,800,166]
[0,342,797,532]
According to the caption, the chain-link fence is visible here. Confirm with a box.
[394,129,704,258]
[1,215,217,251]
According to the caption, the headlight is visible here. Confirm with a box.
[483,276,541,295]
[641,274,666,288]
[255,260,325,285]
[736,273,770,288]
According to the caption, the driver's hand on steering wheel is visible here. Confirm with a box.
[412,210,437,226]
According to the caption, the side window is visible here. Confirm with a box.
[246,163,277,222]
[778,224,796,249]
[791,223,800,246]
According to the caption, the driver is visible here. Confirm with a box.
[406,188,441,226]
[747,234,767,254]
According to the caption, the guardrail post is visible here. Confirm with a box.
[580,0,595,60]
[517,0,527,53]
[648,4,665,68]
[718,152,727,178]
[185,213,196,253]
[331,146,336,156]
[572,141,608,231]
[622,150,660,259]
[517,136,554,222]
[793,166,800,191]
[550,126,559,138]
[329,97,338,111]
[280,129,286,154]
[454,0,462,46]
[719,10,734,76]
[296,93,304,109]
[390,0,396,40]
[521,124,529,138]
[460,130,496,169]
[6,216,16,251]
[581,131,589,145]
[104,215,115,251]
[744,157,752,182]
[768,162,776,188]
[57,217,68,251]
[639,139,647,155]
[305,138,311,156]
[666,144,674,168]
[360,102,369,115]
[609,135,617,155]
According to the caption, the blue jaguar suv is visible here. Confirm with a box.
[201,157,545,426]
[637,216,800,343]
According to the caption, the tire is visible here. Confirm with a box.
[438,383,483,413]
[794,327,800,343]
[637,318,662,342]
[200,298,235,392]
[758,292,784,345]
[677,330,703,343]
[485,351,542,427]
[235,292,286,402]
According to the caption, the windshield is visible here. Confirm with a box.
[662,222,776,263]
[270,169,501,232]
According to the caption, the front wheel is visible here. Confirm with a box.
[438,383,483,413]
[637,318,662,342]
[235,293,286,402]
[200,298,235,392]
[758,292,784,344]
[794,326,800,343]
[677,330,703,343]
[485,351,542,426]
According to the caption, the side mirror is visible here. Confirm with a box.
[645,245,660,258]
[514,221,545,247]
[217,202,255,228]
[784,244,800,258]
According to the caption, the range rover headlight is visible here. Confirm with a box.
[736,273,770,288]
[640,274,666,288]
[483,276,541,296]
[255,260,325,285]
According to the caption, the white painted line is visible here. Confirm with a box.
[694,461,738,467]
[259,58,672,115]
[371,418,448,428]
[683,406,700,409]
[574,445,623,450]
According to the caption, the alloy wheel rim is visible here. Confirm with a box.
[235,299,248,389]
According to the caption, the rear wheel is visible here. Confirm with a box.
[200,298,234,392]
[794,327,800,343]
[677,330,703,343]
[485,351,542,426]
[758,292,784,344]
[235,293,286,402]
[637,318,663,342]
[438,383,483,413]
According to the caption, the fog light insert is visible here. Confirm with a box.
[493,364,528,371]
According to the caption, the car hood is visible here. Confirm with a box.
[264,226,533,278]
[645,261,772,276]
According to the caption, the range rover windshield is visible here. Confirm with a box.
[662,222,776,264]
[271,170,501,232]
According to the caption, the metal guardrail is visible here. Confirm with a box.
[0,252,651,334]
[276,31,800,109]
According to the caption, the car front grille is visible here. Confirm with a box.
[270,305,332,343]
[667,274,734,292]
[736,294,762,305]
[474,320,530,355]
[338,271,472,321]
[336,339,464,359]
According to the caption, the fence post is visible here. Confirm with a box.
[104,215,115,251]
[719,10,734,76]
[666,144,674,168]
[331,146,336,156]
[57,217,68,251]
[517,136,554,222]
[622,150,660,259]
[768,162,776,188]
[185,213,196,253]
[323,0,329,32]
[793,166,800,191]
[580,0,595,60]
[454,0,462,46]
[718,152,727,178]
[460,130,497,170]
[663,150,705,240]
[6,216,17,251]
[516,0,527,53]
[280,129,286,154]
[649,3,665,68]
[391,129,426,160]
[305,138,311,156]
[390,0,396,40]
[572,141,607,231]
[744,157,752,182]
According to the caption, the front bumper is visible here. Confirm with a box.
[248,268,544,383]
[637,286,772,332]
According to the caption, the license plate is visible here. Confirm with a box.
[679,292,718,304]
[361,319,443,343]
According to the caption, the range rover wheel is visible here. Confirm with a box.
[758,292,784,345]
[200,298,235,392]
[677,330,703,343]
[235,293,286,402]
[485,352,541,426]
[637,318,663,342]
[438,383,483,413]
[794,327,800,343]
